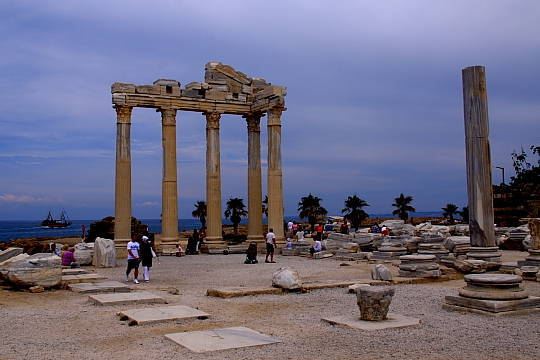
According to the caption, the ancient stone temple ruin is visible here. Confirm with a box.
[111,62,287,254]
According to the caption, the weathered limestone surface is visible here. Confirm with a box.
[165,326,280,353]
[399,254,441,278]
[118,305,209,326]
[246,114,264,244]
[92,237,116,268]
[160,108,179,243]
[74,243,94,265]
[3,253,62,288]
[68,281,130,294]
[89,291,166,306]
[0,247,23,263]
[462,66,496,249]
[371,264,393,281]
[444,273,540,314]
[271,267,302,290]
[357,286,395,321]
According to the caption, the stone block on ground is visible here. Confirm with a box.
[3,253,62,288]
[92,237,116,267]
[357,286,395,321]
[0,248,23,263]
[371,264,393,281]
[61,273,107,285]
[165,326,280,353]
[68,281,130,294]
[348,283,371,293]
[272,267,302,290]
[74,243,94,266]
[322,313,420,330]
[62,268,89,276]
[118,305,209,325]
[206,286,283,298]
[89,291,166,306]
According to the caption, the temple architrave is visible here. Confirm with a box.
[111,62,287,255]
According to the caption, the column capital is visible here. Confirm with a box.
[160,108,177,126]
[205,112,221,130]
[245,114,261,132]
[115,105,132,124]
[267,106,285,126]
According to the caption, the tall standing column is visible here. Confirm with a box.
[160,108,179,244]
[462,66,500,263]
[267,106,285,246]
[246,113,264,244]
[114,105,133,256]
[205,112,226,251]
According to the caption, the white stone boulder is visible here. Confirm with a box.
[272,267,302,290]
[371,264,393,281]
[93,237,117,268]
[3,253,62,288]
[74,242,94,265]
[0,247,23,263]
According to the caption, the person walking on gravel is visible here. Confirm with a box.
[126,235,141,284]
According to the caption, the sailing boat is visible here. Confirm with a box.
[41,210,72,228]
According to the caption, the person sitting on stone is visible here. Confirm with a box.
[61,246,79,268]
[244,242,258,264]
[310,239,323,257]
[296,227,305,241]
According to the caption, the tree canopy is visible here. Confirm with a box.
[191,201,207,229]
[224,197,248,234]
[342,195,369,231]
[298,193,328,230]
[392,193,416,221]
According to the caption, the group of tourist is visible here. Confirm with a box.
[125,234,156,284]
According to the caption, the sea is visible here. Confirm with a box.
[0,212,442,243]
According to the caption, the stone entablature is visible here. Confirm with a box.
[112,62,286,115]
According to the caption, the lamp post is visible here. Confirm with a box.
[495,166,505,185]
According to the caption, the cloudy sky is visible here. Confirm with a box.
[0,0,539,220]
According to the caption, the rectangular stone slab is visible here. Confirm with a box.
[165,326,280,353]
[69,281,130,294]
[62,273,107,284]
[322,313,420,331]
[89,291,166,306]
[206,287,283,298]
[118,305,209,325]
[0,247,23,263]
[62,268,89,276]
[444,295,540,313]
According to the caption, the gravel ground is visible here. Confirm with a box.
[1,253,539,360]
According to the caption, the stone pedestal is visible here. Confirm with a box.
[399,254,441,278]
[444,274,540,315]
[417,243,449,259]
[466,246,501,270]
[357,287,395,321]
[372,242,407,260]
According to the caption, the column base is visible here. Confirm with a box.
[466,246,501,270]
[205,236,227,254]
[114,238,130,259]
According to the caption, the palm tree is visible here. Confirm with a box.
[342,195,370,231]
[392,193,416,221]
[224,197,248,234]
[262,195,268,217]
[458,206,469,224]
[298,193,328,231]
[191,201,207,229]
[442,203,459,224]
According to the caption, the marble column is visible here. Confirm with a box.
[114,105,133,253]
[462,66,500,263]
[267,107,285,245]
[246,113,264,244]
[205,112,226,250]
[160,108,179,244]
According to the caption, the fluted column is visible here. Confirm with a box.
[114,105,133,254]
[205,112,226,250]
[267,107,285,245]
[246,113,264,244]
[462,66,500,263]
[160,108,179,243]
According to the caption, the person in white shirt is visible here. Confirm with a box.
[126,236,141,284]
[265,228,276,263]
[310,239,322,256]
[296,228,304,241]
